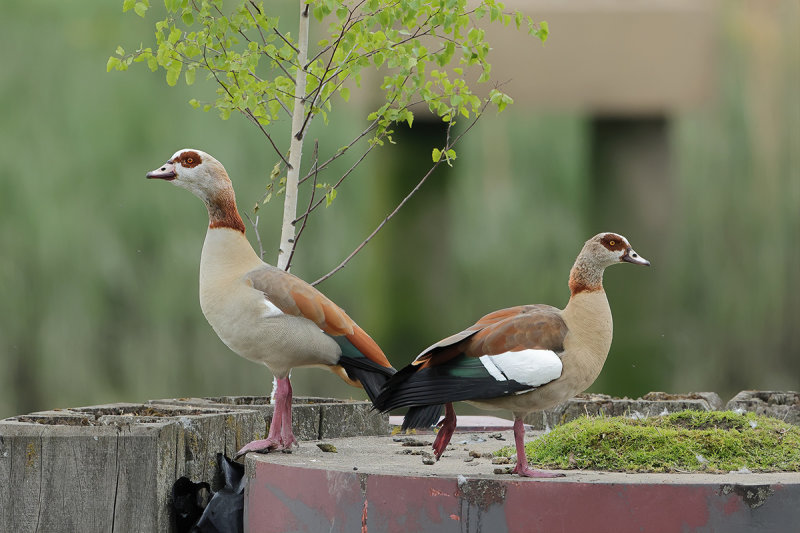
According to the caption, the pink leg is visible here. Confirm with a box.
[432,403,456,460]
[278,378,297,448]
[235,377,297,458]
[511,418,564,478]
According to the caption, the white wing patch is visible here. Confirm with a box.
[263,298,284,318]
[479,349,563,388]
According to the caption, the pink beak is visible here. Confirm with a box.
[146,161,177,180]
[622,247,650,266]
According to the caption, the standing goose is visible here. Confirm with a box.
[147,149,395,456]
[374,233,649,477]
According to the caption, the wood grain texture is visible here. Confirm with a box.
[0,398,389,532]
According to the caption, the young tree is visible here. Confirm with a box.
[109,0,547,277]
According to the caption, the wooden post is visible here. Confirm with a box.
[0,397,388,532]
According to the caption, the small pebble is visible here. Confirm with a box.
[493,467,513,475]
[481,452,494,459]
[464,457,474,463]
[422,457,436,465]
[469,450,482,458]
[316,443,337,453]
[491,457,511,465]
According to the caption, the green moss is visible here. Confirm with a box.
[496,411,800,473]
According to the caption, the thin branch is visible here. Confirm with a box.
[244,2,298,79]
[311,159,443,286]
[243,211,265,259]
[312,98,491,287]
[303,0,368,68]
[286,141,319,270]
[298,117,381,184]
[311,121,450,286]
[272,27,300,55]
[202,46,292,170]
[261,94,292,117]
[295,5,355,140]
[293,129,384,224]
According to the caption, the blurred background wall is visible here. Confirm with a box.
[0,0,798,420]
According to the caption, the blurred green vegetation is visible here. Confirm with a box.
[0,0,797,419]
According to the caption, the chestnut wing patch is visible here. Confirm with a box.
[245,265,393,370]
[246,265,353,335]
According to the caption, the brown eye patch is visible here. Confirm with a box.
[176,150,202,168]
[601,234,626,251]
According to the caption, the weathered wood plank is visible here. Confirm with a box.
[0,420,122,532]
[1,397,389,532]
[319,401,389,439]
[0,403,252,532]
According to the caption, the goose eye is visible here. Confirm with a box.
[186,157,193,164]
[609,240,616,246]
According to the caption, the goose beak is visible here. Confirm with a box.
[622,247,650,266]
[146,161,177,180]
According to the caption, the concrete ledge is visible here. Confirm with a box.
[245,431,800,533]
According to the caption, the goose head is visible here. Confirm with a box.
[581,232,650,268]
[146,149,232,201]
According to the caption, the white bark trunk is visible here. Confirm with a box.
[272,1,310,399]
[277,0,311,271]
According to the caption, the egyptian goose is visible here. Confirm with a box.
[374,233,649,477]
[146,149,395,455]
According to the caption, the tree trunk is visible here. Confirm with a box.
[277,1,311,271]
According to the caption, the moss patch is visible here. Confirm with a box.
[496,411,800,473]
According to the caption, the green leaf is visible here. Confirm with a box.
[106,56,121,72]
[182,11,194,26]
[339,86,350,102]
[533,20,549,43]
[133,1,148,17]
[325,187,337,206]
[168,27,181,44]
[185,68,196,85]
[122,0,136,12]
[115,45,125,56]
[166,64,181,86]
[312,3,330,22]
[432,147,442,162]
